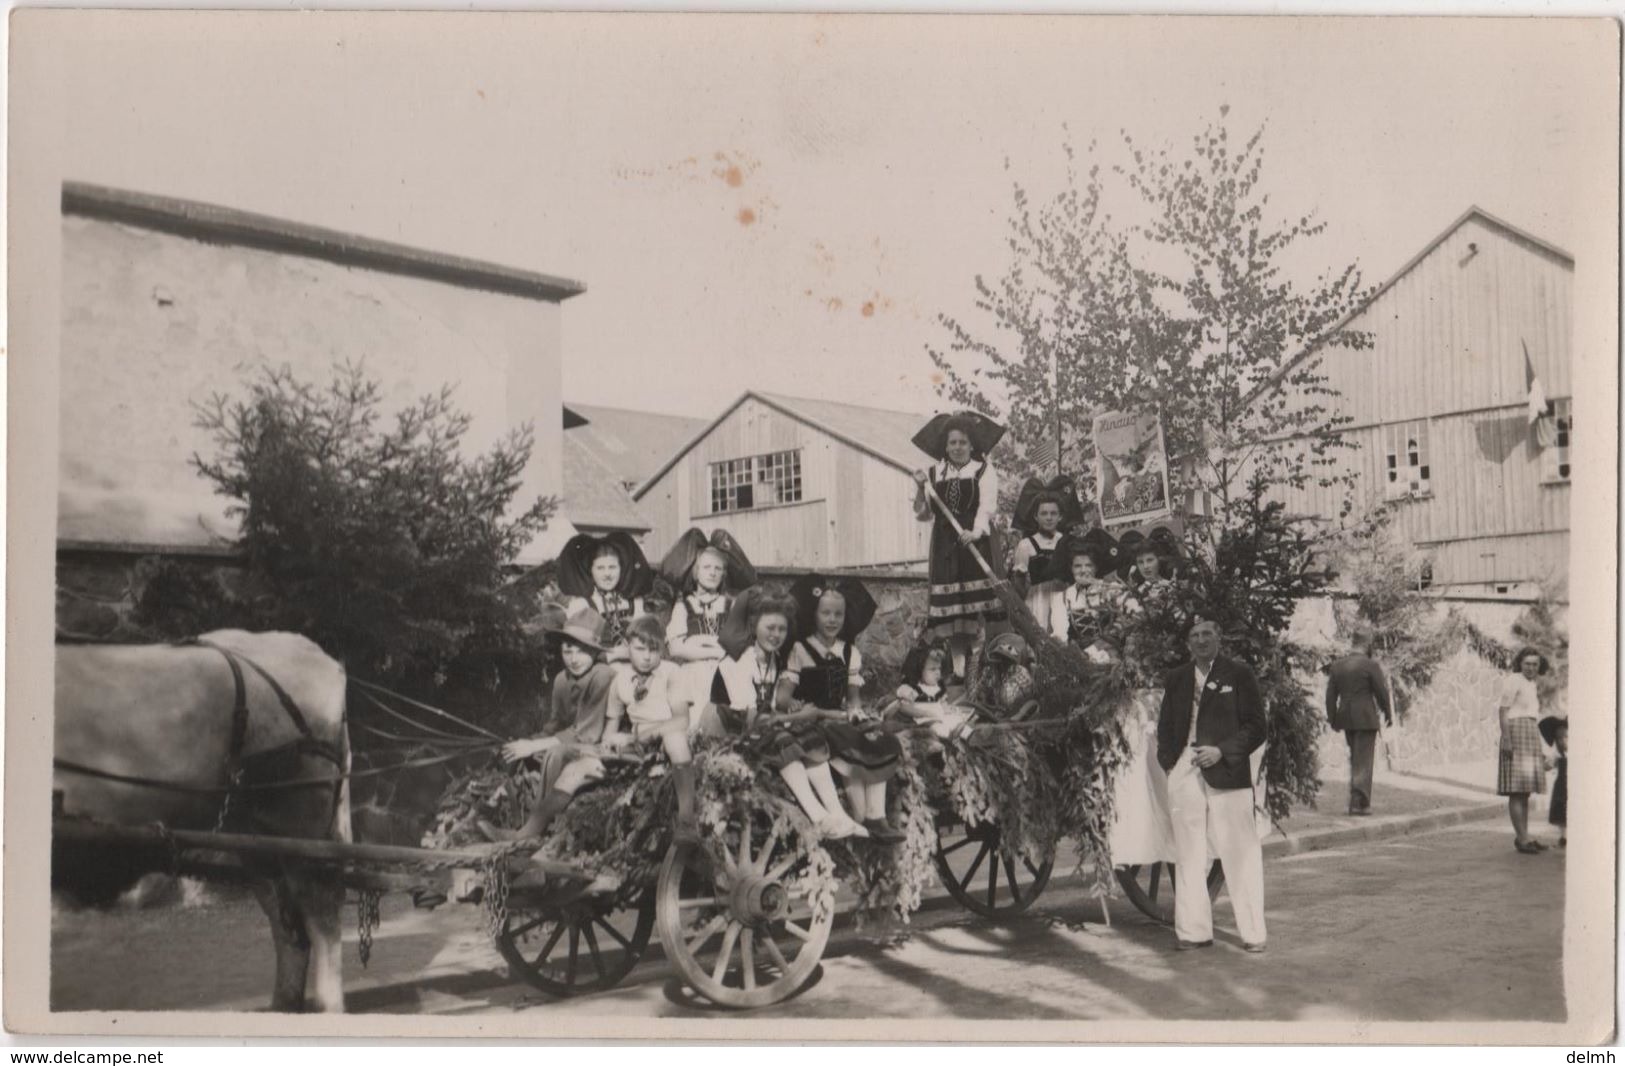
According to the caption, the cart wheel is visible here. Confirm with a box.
[496,887,656,997]
[933,818,1054,919]
[1114,861,1225,925]
[655,802,835,1009]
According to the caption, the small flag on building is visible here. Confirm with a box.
[1523,339,1557,448]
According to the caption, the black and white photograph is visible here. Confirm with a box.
[6,11,1617,1042]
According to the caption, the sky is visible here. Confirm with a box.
[28,13,1611,420]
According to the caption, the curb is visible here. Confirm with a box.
[1259,801,1504,858]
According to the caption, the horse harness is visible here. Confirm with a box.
[53,638,348,836]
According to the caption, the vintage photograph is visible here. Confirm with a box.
[7,11,1617,1041]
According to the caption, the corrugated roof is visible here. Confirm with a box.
[562,432,651,533]
[566,403,709,490]
[1242,206,1573,412]
[633,391,936,499]
[756,392,932,472]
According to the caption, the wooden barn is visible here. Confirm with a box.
[633,391,933,571]
[1246,206,1572,597]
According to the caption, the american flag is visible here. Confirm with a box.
[1026,437,1059,472]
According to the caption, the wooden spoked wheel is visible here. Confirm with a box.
[496,887,656,997]
[1114,861,1225,925]
[933,818,1054,919]
[655,803,835,1009]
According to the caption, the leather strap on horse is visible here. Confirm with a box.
[54,639,350,832]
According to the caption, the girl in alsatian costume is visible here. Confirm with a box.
[558,532,653,663]
[781,573,906,844]
[889,642,977,745]
[660,528,757,727]
[910,411,1007,680]
[1010,475,1083,628]
[712,588,869,840]
[1050,535,1127,659]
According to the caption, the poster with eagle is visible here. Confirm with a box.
[1093,410,1172,527]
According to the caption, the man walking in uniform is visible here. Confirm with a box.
[1157,615,1268,953]
[1325,630,1393,816]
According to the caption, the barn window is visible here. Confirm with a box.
[1383,420,1431,499]
[1543,398,1572,483]
[709,449,803,513]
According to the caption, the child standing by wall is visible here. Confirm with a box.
[782,573,905,844]
[1540,713,1567,849]
[558,532,653,663]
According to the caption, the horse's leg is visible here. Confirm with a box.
[250,878,310,1012]
[299,873,347,1013]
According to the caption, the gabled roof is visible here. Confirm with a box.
[562,432,651,534]
[567,403,709,490]
[1241,206,1574,411]
[633,391,933,500]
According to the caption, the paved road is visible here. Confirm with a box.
[53,820,1564,1021]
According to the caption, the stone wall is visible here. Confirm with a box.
[56,549,247,641]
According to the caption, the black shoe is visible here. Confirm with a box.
[1243,942,1267,954]
[410,888,447,910]
[1348,808,1373,817]
[1176,939,1214,951]
[863,819,906,845]
[1514,840,1542,854]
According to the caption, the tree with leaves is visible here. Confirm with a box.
[931,110,1379,821]
[1331,504,1466,723]
[930,109,1373,522]
[136,361,558,730]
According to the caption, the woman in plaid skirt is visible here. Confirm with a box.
[1498,647,1551,854]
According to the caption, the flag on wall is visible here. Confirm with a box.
[1523,339,1556,448]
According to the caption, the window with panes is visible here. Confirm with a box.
[708,449,803,513]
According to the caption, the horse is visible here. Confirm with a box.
[53,630,353,1013]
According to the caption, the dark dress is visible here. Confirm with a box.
[710,653,831,770]
[590,590,638,648]
[1549,755,1567,828]
[927,462,1006,638]
[792,639,902,778]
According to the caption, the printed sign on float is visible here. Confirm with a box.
[1093,410,1172,528]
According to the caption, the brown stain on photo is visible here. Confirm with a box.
[738,208,757,227]
[824,297,844,312]
[861,301,876,317]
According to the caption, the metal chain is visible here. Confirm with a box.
[212,770,243,834]
[356,889,382,967]
[480,844,522,940]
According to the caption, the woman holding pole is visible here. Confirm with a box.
[911,411,1007,681]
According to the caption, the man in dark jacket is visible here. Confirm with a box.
[1157,615,1268,952]
[1325,632,1393,816]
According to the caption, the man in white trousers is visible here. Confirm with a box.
[1156,615,1269,953]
